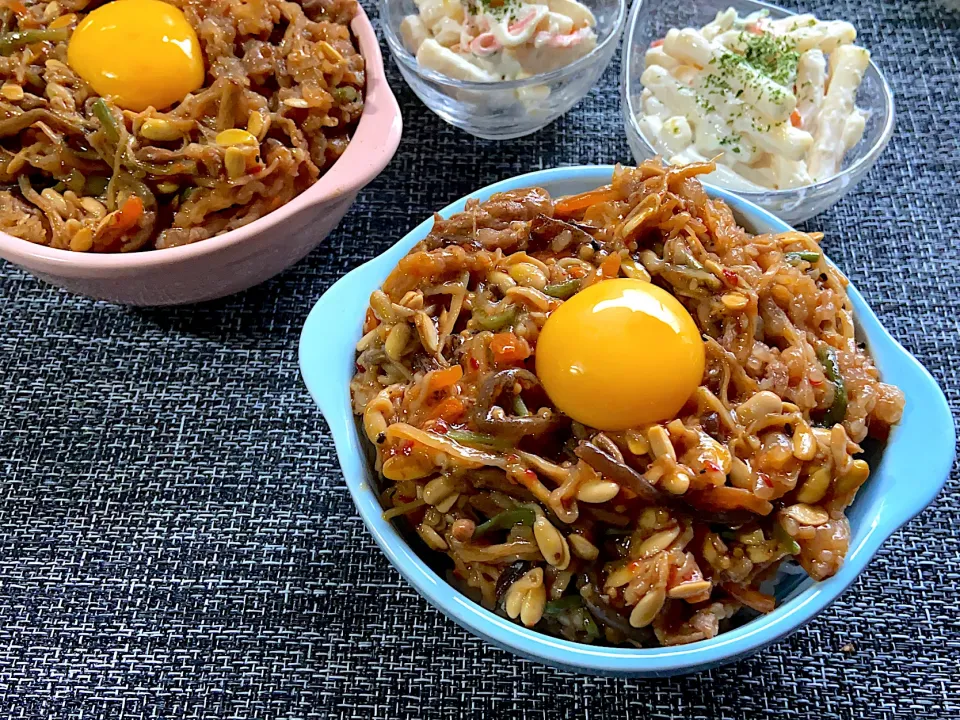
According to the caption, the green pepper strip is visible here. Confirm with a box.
[0,28,69,55]
[381,497,426,521]
[677,247,706,272]
[332,86,359,103]
[473,507,536,538]
[92,98,120,144]
[134,159,200,176]
[543,278,580,299]
[446,429,512,451]
[476,306,517,331]
[785,251,822,264]
[84,175,110,197]
[512,395,529,417]
[816,346,848,427]
[63,168,85,194]
[774,520,801,556]
[67,147,104,161]
[544,595,584,615]
[581,610,601,641]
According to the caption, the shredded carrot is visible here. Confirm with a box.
[426,364,463,393]
[721,583,776,613]
[48,12,77,28]
[790,109,802,128]
[114,196,143,232]
[362,307,378,334]
[427,396,464,422]
[600,252,621,278]
[554,186,619,217]
[746,22,764,35]
[650,38,664,48]
[490,332,531,365]
[579,265,605,291]
[1,0,28,17]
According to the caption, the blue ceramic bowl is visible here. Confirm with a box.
[299,166,955,676]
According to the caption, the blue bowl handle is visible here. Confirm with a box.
[299,270,371,419]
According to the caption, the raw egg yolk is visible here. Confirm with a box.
[536,278,705,431]
[67,0,204,112]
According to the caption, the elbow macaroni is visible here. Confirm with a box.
[637,8,871,190]
[806,44,870,181]
[402,0,597,83]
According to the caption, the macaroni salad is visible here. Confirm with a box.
[400,0,598,82]
[637,9,870,191]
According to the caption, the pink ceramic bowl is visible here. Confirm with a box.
[0,6,402,306]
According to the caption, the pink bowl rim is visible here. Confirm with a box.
[0,5,402,273]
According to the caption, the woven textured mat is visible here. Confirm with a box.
[1,0,958,718]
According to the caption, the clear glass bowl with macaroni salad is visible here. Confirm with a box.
[381,0,626,139]
[620,0,894,223]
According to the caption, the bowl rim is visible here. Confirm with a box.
[379,0,628,91]
[619,0,896,199]
[0,4,402,273]
[299,165,955,676]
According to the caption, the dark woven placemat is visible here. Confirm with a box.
[1,1,958,717]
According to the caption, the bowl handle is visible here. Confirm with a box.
[299,258,391,420]
[879,349,956,528]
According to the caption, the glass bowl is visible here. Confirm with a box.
[380,0,626,140]
[620,0,895,224]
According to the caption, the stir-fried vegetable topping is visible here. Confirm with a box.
[544,595,584,614]
[475,307,518,331]
[543,278,581,299]
[446,429,512,450]
[0,0,365,252]
[774,520,801,555]
[473,508,537,538]
[785,251,822,264]
[350,160,904,648]
[817,345,848,427]
[0,27,69,54]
